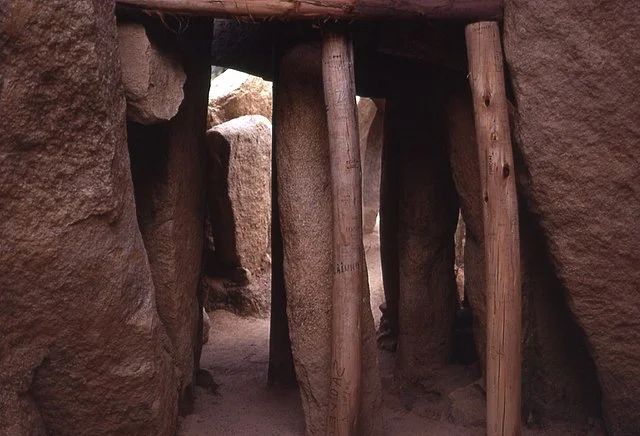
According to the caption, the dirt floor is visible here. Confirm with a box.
[179,226,606,436]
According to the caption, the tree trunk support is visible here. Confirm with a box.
[322,28,363,436]
[465,21,522,436]
[116,0,502,21]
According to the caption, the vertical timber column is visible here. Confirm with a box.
[322,28,363,435]
[465,22,522,436]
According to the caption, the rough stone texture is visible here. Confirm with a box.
[205,115,272,278]
[207,69,273,129]
[446,78,601,423]
[446,382,486,428]
[504,2,640,433]
[358,98,384,234]
[268,139,297,388]
[0,2,177,435]
[383,82,459,382]
[201,275,270,318]
[127,18,211,413]
[117,21,186,125]
[275,43,385,436]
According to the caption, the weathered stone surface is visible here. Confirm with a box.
[201,275,270,318]
[383,82,459,381]
[446,78,601,423]
[205,115,272,278]
[358,98,384,234]
[207,69,272,129]
[504,2,640,433]
[0,2,177,435]
[127,18,210,413]
[446,382,486,428]
[275,43,385,436]
[117,21,186,124]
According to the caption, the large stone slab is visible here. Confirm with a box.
[504,1,640,433]
[382,81,459,381]
[117,21,186,125]
[205,115,272,278]
[127,17,211,413]
[275,43,385,436]
[0,2,177,434]
[207,69,272,129]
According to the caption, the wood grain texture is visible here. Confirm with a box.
[465,21,522,436]
[322,28,363,436]
[117,0,503,20]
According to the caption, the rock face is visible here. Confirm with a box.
[0,2,177,435]
[381,82,459,381]
[117,21,186,125]
[207,69,273,129]
[504,1,640,433]
[127,18,211,413]
[275,43,385,436]
[205,115,272,278]
[358,98,384,234]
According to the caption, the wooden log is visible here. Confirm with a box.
[322,28,363,435]
[116,0,503,21]
[465,21,522,436]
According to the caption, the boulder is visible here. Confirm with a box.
[275,43,385,436]
[447,382,486,428]
[504,1,640,433]
[0,2,177,435]
[127,18,211,413]
[205,115,272,278]
[207,69,273,129]
[201,275,270,318]
[117,22,186,124]
[358,98,384,234]
[383,81,459,381]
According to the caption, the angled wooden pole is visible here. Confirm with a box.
[322,27,363,436]
[117,0,503,20]
[465,21,522,436]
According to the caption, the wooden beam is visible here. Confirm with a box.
[116,0,503,21]
[322,28,363,435]
[465,21,522,436]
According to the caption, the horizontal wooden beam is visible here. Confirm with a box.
[116,0,502,21]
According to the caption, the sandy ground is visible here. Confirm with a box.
[180,227,606,436]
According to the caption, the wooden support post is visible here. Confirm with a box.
[322,28,363,436]
[117,0,503,21]
[465,21,522,436]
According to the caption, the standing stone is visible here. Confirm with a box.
[0,1,177,435]
[117,22,186,125]
[207,69,273,129]
[205,115,272,279]
[445,78,601,425]
[275,43,384,436]
[385,82,459,381]
[504,1,640,433]
[358,98,385,234]
[268,107,296,387]
[127,17,211,414]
